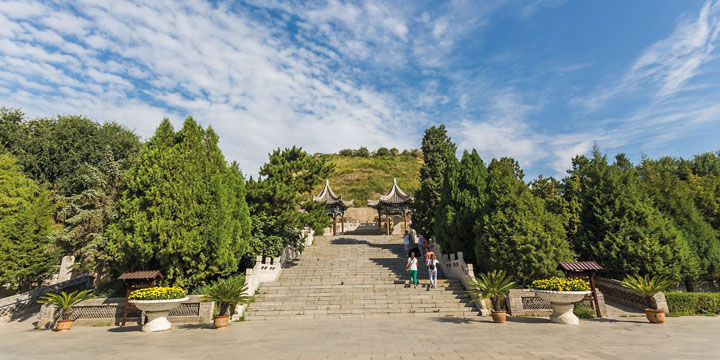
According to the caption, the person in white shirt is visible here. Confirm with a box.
[405,252,418,288]
[427,253,439,288]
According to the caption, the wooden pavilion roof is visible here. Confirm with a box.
[368,178,414,209]
[313,180,354,209]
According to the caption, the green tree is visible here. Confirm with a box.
[355,146,370,158]
[564,148,696,280]
[1,113,141,196]
[52,150,125,278]
[0,154,58,291]
[475,158,573,285]
[376,147,390,157]
[246,146,333,258]
[107,118,251,289]
[639,157,720,284]
[413,125,456,238]
[434,150,487,264]
[390,148,399,156]
[0,107,24,151]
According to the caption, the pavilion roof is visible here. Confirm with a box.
[368,178,414,208]
[313,180,354,209]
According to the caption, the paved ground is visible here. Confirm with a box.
[1,315,717,359]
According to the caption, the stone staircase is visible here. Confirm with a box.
[245,235,478,320]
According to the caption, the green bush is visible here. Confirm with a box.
[666,292,720,315]
[573,304,595,318]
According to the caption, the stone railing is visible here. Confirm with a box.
[428,241,489,316]
[506,289,607,317]
[232,228,314,320]
[38,295,213,328]
[0,275,93,322]
[595,277,668,314]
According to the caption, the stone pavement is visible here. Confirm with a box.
[1,315,718,359]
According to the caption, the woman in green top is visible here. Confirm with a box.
[405,252,418,288]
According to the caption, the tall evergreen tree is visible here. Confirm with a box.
[475,157,572,285]
[246,147,333,258]
[639,157,720,284]
[53,150,125,279]
[564,148,696,280]
[107,118,251,289]
[413,125,456,238]
[0,154,58,291]
[434,150,487,264]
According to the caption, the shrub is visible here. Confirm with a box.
[665,292,720,315]
[573,304,595,318]
[338,149,354,157]
[531,277,589,292]
[376,147,390,157]
[129,287,187,301]
[355,147,370,158]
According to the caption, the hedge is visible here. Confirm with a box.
[665,292,720,315]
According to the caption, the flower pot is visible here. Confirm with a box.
[55,320,73,331]
[130,297,189,332]
[534,290,591,325]
[490,311,507,323]
[645,309,666,324]
[214,315,230,329]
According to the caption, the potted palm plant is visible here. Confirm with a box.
[38,289,94,331]
[466,270,515,323]
[621,274,673,324]
[202,276,251,328]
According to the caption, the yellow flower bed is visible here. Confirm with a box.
[531,277,589,292]
[129,287,187,300]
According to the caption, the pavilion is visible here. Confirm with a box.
[313,180,354,235]
[368,178,414,235]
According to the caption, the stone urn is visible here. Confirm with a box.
[130,297,189,332]
[534,290,590,325]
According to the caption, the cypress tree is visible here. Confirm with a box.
[564,148,695,280]
[413,125,456,238]
[0,154,58,291]
[639,157,719,284]
[475,158,572,285]
[107,118,251,289]
[435,150,487,264]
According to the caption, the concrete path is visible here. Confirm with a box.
[1,315,717,359]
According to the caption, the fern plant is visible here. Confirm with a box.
[38,289,94,321]
[202,276,252,316]
[621,274,674,310]
[466,270,516,312]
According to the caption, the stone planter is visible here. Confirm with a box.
[130,297,189,332]
[534,290,590,325]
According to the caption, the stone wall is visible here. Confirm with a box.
[37,295,213,328]
[0,275,93,322]
[428,241,489,316]
[595,277,668,314]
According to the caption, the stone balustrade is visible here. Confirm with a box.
[595,277,668,314]
[506,289,608,317]
[428,241,489,316]
[0,275,93,322]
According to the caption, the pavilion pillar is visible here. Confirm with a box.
[341,213,345,234]
[403,210,407,233]
[332,214,337,236]
[386,211,390,235]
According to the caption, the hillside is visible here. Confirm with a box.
[314,154,423,206]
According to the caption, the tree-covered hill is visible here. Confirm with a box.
[314,150,423,206]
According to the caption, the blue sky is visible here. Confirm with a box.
[1,0,719,178]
